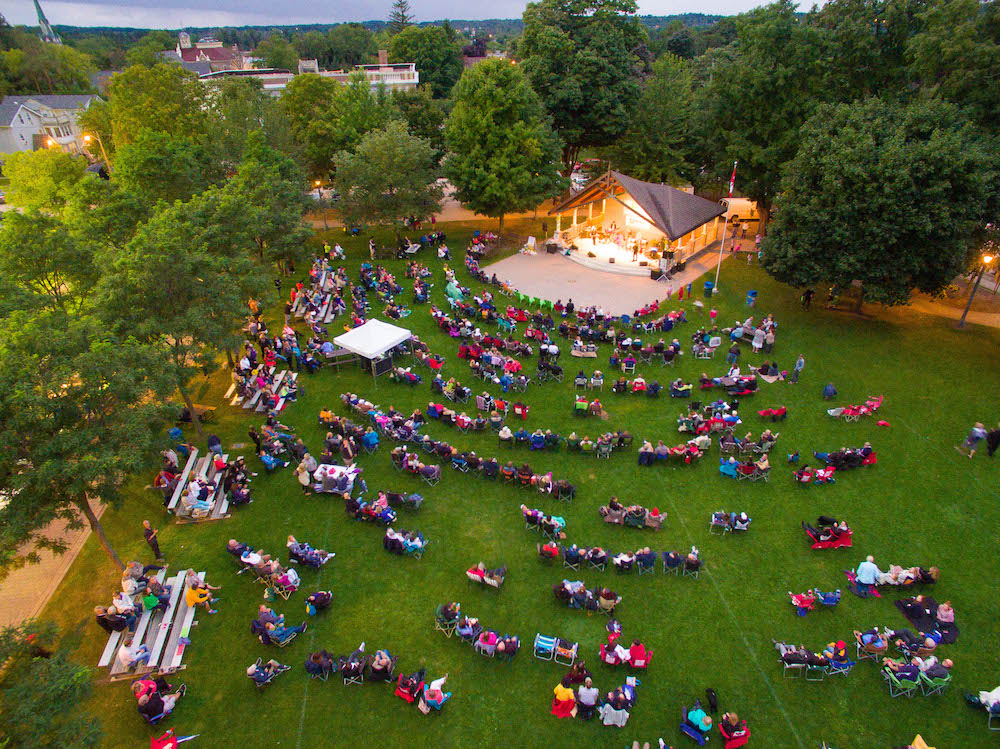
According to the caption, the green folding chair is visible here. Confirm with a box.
[919,672,950,696]
[885,670,919,697]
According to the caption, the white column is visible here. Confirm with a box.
[588,203,593,221]
[572,208,578,226]
[556,214,562,233]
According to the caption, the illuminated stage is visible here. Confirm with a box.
[564,237,673,277]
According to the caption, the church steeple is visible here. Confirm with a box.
[34,0,62,45]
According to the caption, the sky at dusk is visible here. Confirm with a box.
[13,0,793,30]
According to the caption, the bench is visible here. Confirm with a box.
[325,348,358,368]
[256,369,288,413]
[146,571,185,669]
[274,372,299,412]
[178,404,215,423]
[107,570,168,680]
[159,570,206,673]
[167,449,199,512]
[177,453,231,522]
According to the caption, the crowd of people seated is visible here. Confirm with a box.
[383,527,429,555]
[228,540,301,597]
[522,505,567,537]
[132,674,187,723]
[286,535,334,567]
[719,452,771,481]
[550,657,641,727]
[598,496,664,530]
[812,443,876,469]
[801,516,851,547]
[638,438,708,466]
[553,580,621,614]
[96,561,173,640]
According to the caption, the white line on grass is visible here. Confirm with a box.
[667,496,807,749]
[295,487,339,749]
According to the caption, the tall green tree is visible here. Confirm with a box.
[907,0,1000,132]
[97,195,270,441]
[327,23,378,69]
[0,310,170,573]
[698,0,829,227]
[256,33,299,70]
[2,148,86,213]
[392,86,447,163]
[281,73,340,179]
[0,39,95,95]
[762,98,996,309]
[606,54,693,183]
[204,77,298,168]
[519,0,647,174]
[0,210,95,312]
[104,63,208,149]
[444,59,564,234]
[113,129,223,205]
[295,30,331,64]
[332,121,443,237]
[388,0,415,34]
[124,29,176,67]
[0,620,101,747]
[390,26,463,98]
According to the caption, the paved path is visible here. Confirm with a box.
[487,243,728,315]
[0,504,106,627]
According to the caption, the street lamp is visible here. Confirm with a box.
[83,133,112,174]
[958,252,995,328]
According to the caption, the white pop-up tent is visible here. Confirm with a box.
[333,319,412,375]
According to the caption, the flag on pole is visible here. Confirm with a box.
[728,161,738,197]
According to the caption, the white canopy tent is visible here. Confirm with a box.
[333,319,412,375]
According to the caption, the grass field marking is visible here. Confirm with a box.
[667,495,807,749]
[295,487,340,749]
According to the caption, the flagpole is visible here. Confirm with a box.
[714,202,732,291]
[714,160,738,291]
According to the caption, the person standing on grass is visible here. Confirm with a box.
[956,422,988,458]
[143,520,163,561]
[789,354,805,383]
[801,289,814,310]
[741,220,749,238]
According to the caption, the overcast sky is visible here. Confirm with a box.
[13,0,786,30]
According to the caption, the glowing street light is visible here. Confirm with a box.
[958,251,996,328]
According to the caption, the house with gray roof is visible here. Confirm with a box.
[0,94,102,162]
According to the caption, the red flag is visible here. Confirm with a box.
[728,161,738,196]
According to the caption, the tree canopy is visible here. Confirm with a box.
[761,98,997,307]
[444,58,564,234]
[519,0,648,173]
[104,64,208,149]
[390,26,463,98]
[333,121,443,236]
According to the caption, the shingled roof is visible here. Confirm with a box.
[550,171,725,240]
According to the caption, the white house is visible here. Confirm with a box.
[0,95,102,161]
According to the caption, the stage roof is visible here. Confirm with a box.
[550,171,725,241]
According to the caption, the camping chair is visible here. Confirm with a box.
[554,638,579,666]
[433,605,457,638]
[854,632,887,663]
[339,655,370,685]
[588,553,607,572]
[827,658,855,677]
[533,633,557,661]
[663,552,682,575]
[885,670,918,697]
[305,656,331,681]
[710,511,732,535]
[682,559,702,579]
[557,484,575,503]
[919,671,950,696]
[637,555,656,575]
[596,442,612,459]
[805,663,826,681]
[782,659,806,679]
[562,546,581,571]
[680,703,711,746]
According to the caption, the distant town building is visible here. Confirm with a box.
[197,50,418,96]
[0,95,101,160]
[157,33,250,73]
[34,0,61,44]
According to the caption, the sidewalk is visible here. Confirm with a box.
[0,504,105,627]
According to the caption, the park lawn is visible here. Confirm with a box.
[39,221,1000,749]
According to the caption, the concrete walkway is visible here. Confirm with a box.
[487,243,727,316]
[0,504,106,627]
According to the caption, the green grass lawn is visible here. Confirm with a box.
[39,220,1000,749]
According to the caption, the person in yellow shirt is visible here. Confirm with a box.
[185,583,217,614]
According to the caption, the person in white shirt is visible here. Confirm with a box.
[118,636,151,668]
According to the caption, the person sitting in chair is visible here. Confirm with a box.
[266,620,307,644]
[773,641,828,666]
[719,712,748,742]
[371,649,394,678]
[287,535,334,567]
[612,551,636,571]
[684,547,702,572]
[685,701,713,736]
[135,679,186,721]
[305,590,332,616]
[247,658,290,685]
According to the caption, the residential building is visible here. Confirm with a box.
[0,95,101,161]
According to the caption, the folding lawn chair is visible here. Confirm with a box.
[919,672,949,696]
[433,605,457,638]
[885,670,918,697]
[533,633,556,661]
